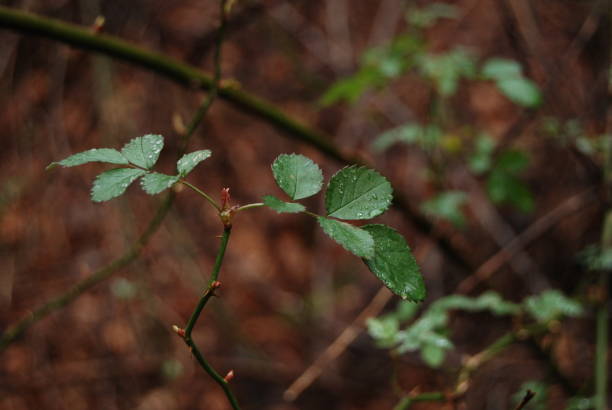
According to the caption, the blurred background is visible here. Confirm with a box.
[0,0,610,409]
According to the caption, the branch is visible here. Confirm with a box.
[456,188,597,294]
[284,286,393,401]
[0,5,471,272]
[174,226,241,410]
[513,389,536,410]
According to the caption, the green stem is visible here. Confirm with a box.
[235,202,264,212]
[181,180,221,211]
[181,226,240,410]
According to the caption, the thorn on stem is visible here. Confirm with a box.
[211,281,222,290]
[172,325,186,338]
[224,369,235,383]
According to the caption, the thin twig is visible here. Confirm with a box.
[283,286,393,401]
[284,242,434,401]
[513,389,536,410]
[456,188,597,294]
[171,3,242,408]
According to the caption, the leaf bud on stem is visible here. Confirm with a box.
[224,370,235,383]
[172,325,186,338]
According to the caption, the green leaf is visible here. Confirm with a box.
[325,166,393,220]
[48,148,129,169]
[421,190,467,227]
[565,397,595,410]
[468,134,495,174]
[407,3,459,28]
[176,149,212,177]
[487,170,534,212]
[420,341,447,368]
[362,224,425,301]
[140,172,179,195]
[497,150,529,173]
[373,124,422,151]
[91,168,147,202]
[317,217,374,258]
[418,48,476,96]
[482,58,523,79]
[263,195,306,214]
[120,134,164,169]
[496,77,541,108]
[482,58,541,108]
[366,317,400,348]
[523,290,583,323]
[271,154,323,200]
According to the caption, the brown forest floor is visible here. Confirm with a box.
[0,1,610,409]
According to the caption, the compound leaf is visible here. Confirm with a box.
[325,166,393,220]
[318,217,374,259]
[177,150,212,177]
[121,134,164,169]
[140,172,179,195]
[362,224,425,301]
[271,154,323,200]
[48,148,129,170]
[91,168,146,202]
[263,195,306,214]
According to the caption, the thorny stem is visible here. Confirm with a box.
[172,2,242,409]
[178,226,240,410]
